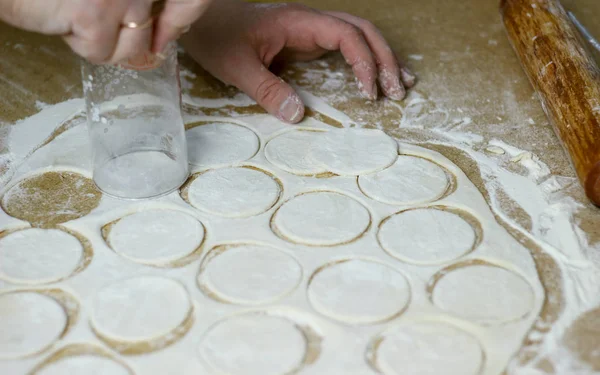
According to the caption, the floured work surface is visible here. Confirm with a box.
[2,0,600,374]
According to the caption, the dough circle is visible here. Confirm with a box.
[186,122,259,168]
[199,244,302,305]
[90,276,191,342]
[432,264,535,323]
[0,292,67,359]
[107,210,204,265]
[186,167,281,218]
[309,128,398,175]
[308,259,410,324]
[378,208,476,265]
[264,129,328,175]
[1,171,101,227]
[272,191,370,246]
[36,355,131,375]
[358,155,449,205]
[199,314,307,375]
[0,228,83,284]
[372,321,483,375]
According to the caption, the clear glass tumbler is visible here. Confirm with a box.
[82,43,189,199]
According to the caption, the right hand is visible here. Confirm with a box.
[0,0,212,64]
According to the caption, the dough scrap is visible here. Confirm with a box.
[264,130,328,175]
[309,128,398,175]
[187,167,280,218]
[199,314,306,375]
[359,155,449,205]
[187,122,259,168]
[107,210,204,265]
[199,245,302,305]
[0,292,67,359]
[378,209,475,265]
[308,259,410,324]
[273,191,370,246]
[432,264,535,323]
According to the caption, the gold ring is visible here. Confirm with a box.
[122,17,154,29]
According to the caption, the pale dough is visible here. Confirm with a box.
[0,228,83,284]
[309,128,398,175]
[373,321,483,375]
[187,167,280,218]
[264,130,328,175]
[186,122,259,168]
[0,292,67,359]
[36,356,130,375]
[378,209,476,265]
[108,210,204,265]
[199,314,306,375]
[358,155,449,205]
[273,191,370,246]
[308,259,410,324]
[90,276,191,342]
[432,264,535,324]
[199,245,302,305]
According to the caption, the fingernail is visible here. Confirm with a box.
[401,67,416,87]
[379,69,406,101]
[358,79,377,100]
[278,93,304,123]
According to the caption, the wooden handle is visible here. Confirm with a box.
[501,0,600,206]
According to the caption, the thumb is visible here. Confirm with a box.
[232,58,305,124]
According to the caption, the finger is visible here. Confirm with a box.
[309,14,379,100]
[109,0,154,64]
[152,0,212,54]
[325,11,415,100]
[225,51,305,123]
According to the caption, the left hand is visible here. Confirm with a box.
[181,0,415,123]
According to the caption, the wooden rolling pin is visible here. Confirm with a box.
[501,0,600,206]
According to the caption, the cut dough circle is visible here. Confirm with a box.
[264,129,328,175]
[308,259,410,324]
[432,264,535,324]
[186,167,281,218]
[1,171,101,227]
[106,210,204,265]
[378,208,476,265]
[0,292,67,359]
[272,191,370,246]
[199,244,302,305]
[372,321,484,375]
[199,314,307,375]
[90,276,191,342]
[36,355,131,375]
[309,128,398,175]
[187,122,259,168]
[0,228,83,284]
[358,155,449,205]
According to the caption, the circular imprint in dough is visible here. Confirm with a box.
[199,313,308,375]
[1,171,102,227]
[309,128,398,175]
[272,191,371,246]
[105,210,205,266]
[186,122,259,168]
[0,228,86,284]
[0,292,67,359]
[35,355,131,375]
[369,321,484,375]
[90,276,192,352]
[378,208,478,265]
[358,155,450,205]
[264,129,328,175]
[185,167,281,218]
[198,244,302,305]
[308,259,410,324]
[431,263,535,324]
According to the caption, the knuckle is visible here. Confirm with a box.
[254,77,284,105]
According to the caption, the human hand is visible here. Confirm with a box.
[181,0,415,124]
[0,0,212,63]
